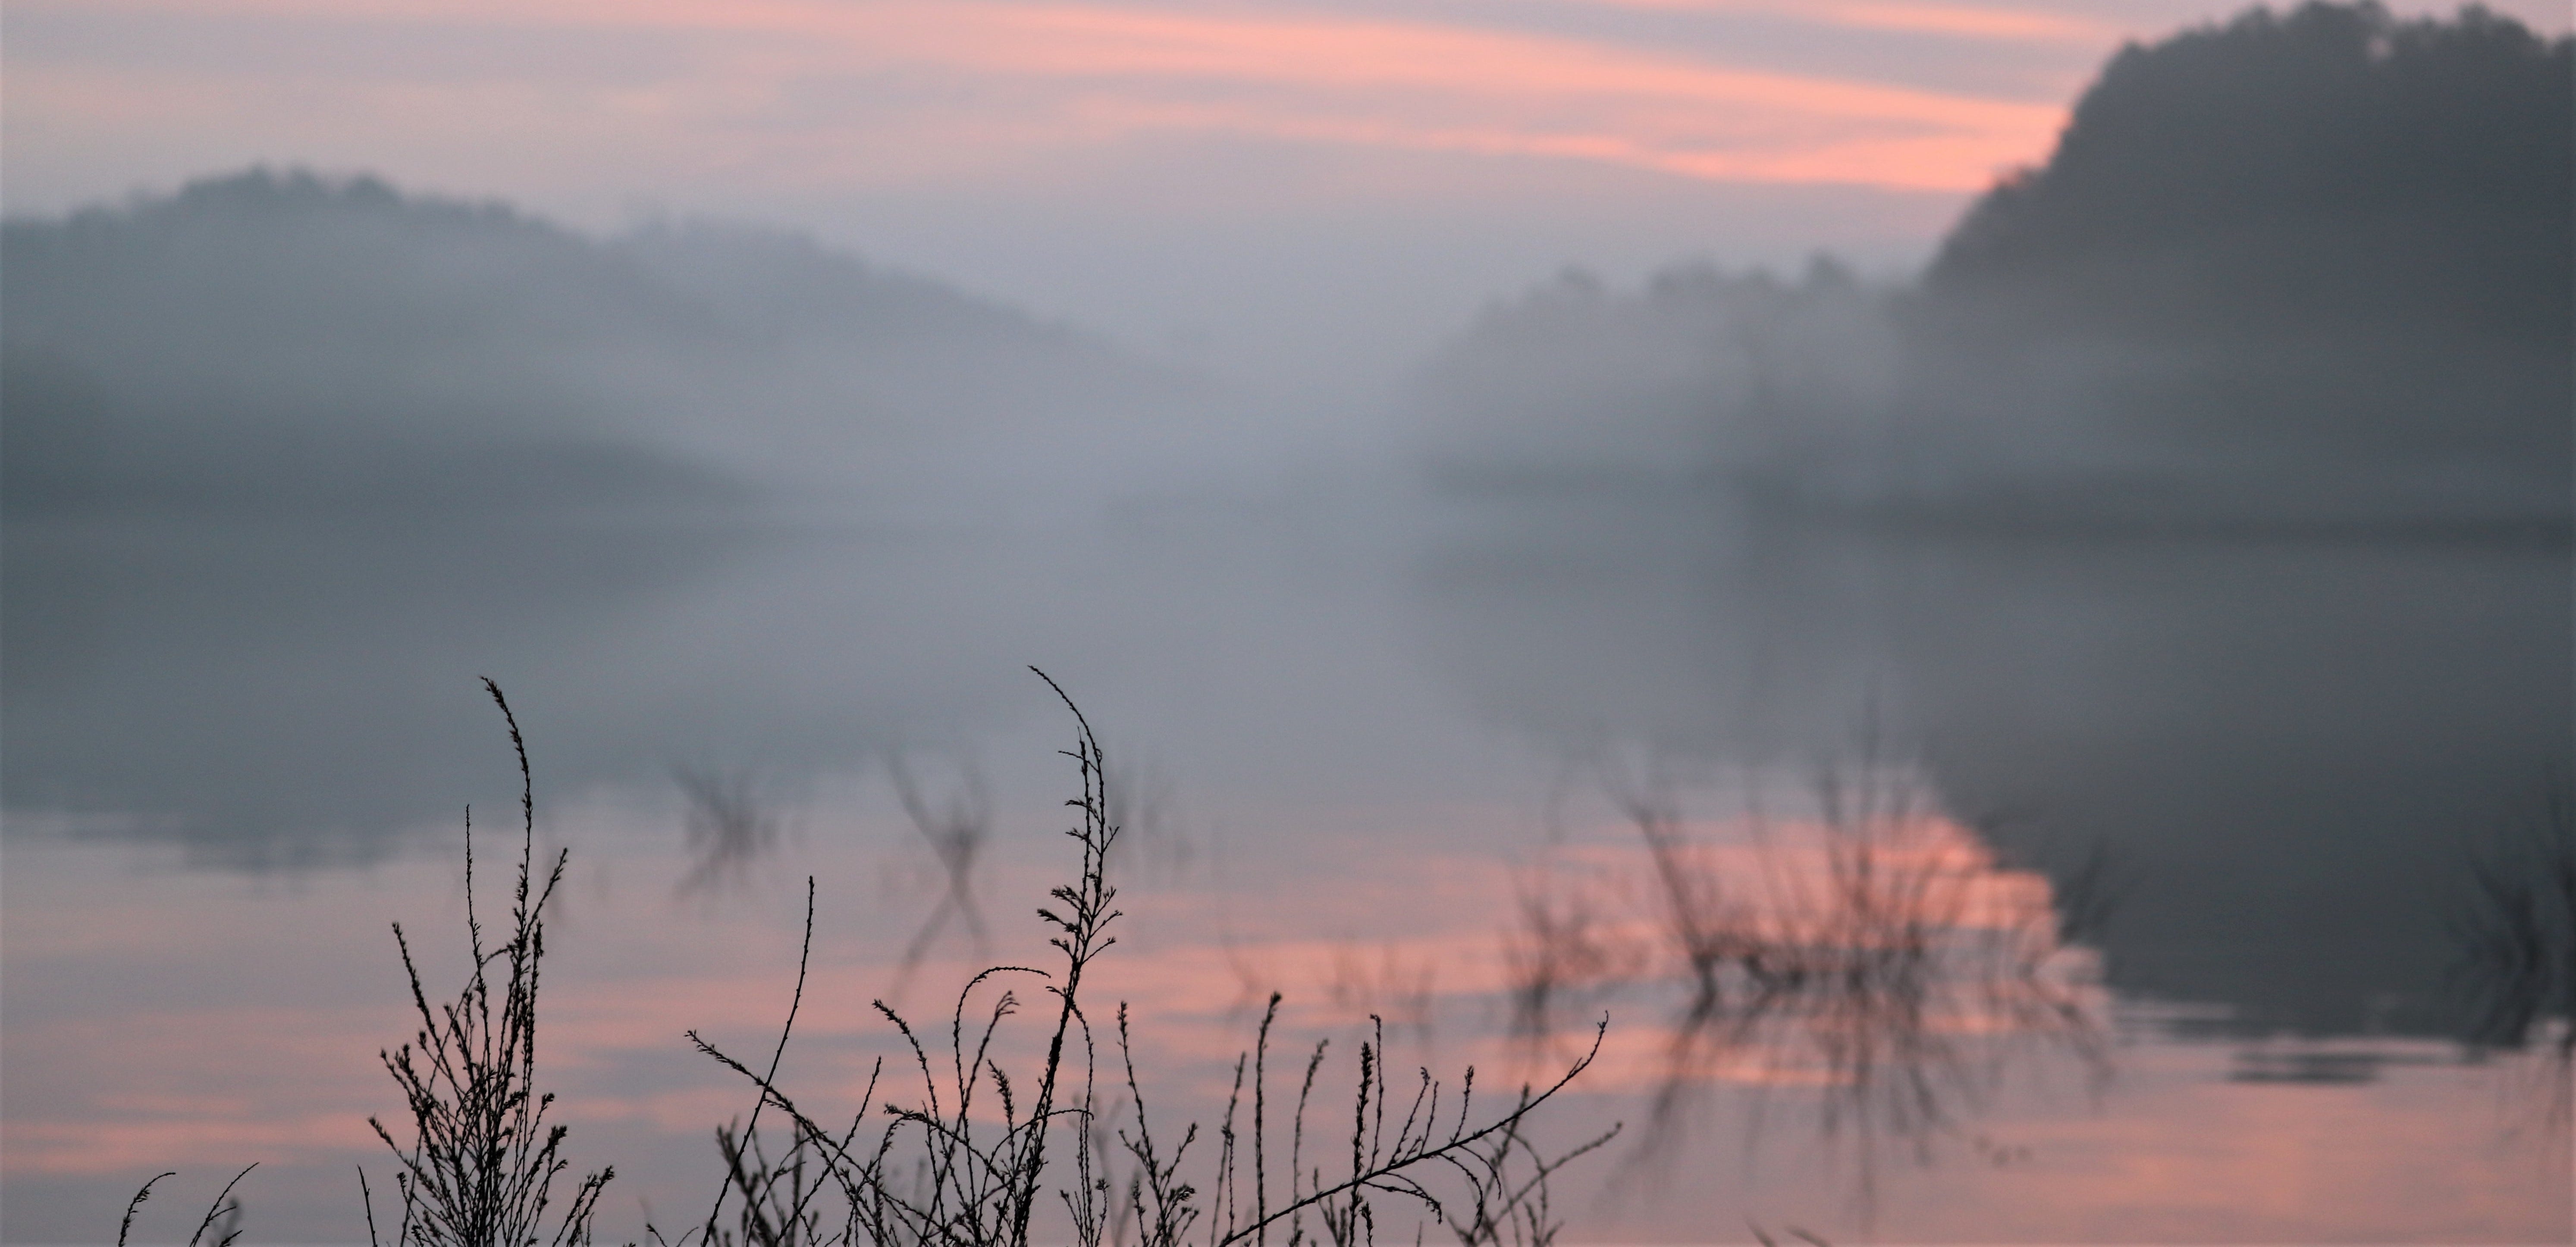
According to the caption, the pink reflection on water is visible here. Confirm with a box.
[4,779,2570,1243]
[1467,776,2114,1216]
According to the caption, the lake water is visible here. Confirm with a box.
[4,482,2569,1244]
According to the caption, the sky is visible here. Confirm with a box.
[7,0,2569,382]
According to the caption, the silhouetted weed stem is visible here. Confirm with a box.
[365,679,610,1247]
[1020,668,1123,1243]
[188,1165,257,1247]
[100,668,1626,1247]
[117,1172,173,1247]
[108,666,1617,1247]
[685,669,1613,1247]
[693,876,822,1244]
[116,670,1603,1247]
[1250,993,1277,1244]
[115,1160,256,1246]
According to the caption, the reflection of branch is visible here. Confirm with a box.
[1504,869,1635,1062]
[1327,942,1440,1049]
[672,766,783,898]
[1970,807,2136,950]
[1510,763,2108,1212]
[885,754,991,993]
[2046,839,2134,949]
[1103,752,1196,886]
[1217,930,1285,1025]
[2451,785,2576,1086]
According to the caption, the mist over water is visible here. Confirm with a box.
[3,4,2570,1243]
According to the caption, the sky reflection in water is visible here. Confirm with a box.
[3,509,2568,1244]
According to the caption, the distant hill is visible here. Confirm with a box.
[1413,2,2573,533]
[1411,261,1898,497]
[2,169,1182,520]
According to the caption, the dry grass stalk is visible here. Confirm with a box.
[116,1164,256,1247]
[364,678,612,1247]
[685,669,1615,1247]
[116,674,1608,1247]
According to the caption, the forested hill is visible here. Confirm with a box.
[1414,2,2573,533]
[1929,3,2568,333]
[2,169,1184,520]
[1916,2,2572,487]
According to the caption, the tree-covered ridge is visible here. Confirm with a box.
[2,169,1179,520]
[1415,3,2572,528]
[1934,3,2570,274]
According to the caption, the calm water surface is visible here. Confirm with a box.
[4,489,2568,1244]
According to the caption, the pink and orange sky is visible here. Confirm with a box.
[7,0,2566,377]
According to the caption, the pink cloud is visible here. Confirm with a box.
[1572,0,2115,42]
[13,0,2065,192]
